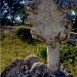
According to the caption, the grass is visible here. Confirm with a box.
[1,33,46,72]
[0,33,77,77]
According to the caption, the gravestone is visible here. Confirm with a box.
[30,0,71,73]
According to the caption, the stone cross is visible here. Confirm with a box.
[28,0,71,73]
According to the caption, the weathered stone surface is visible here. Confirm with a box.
[30,62,48,77]
[1,56,72,77]
[24,55,40,70]
[1,59,25,77]
[1,56,40,77]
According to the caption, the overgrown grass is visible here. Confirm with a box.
[1,33,77,77]
[1,33,46,72]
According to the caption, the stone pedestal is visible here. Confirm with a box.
[47,43,60,73]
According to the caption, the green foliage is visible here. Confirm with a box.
[60,44,77,65]
[37,46,47,58]
[37,44,77,65]
[15,26,34,43]
[1,33,77,76]
[0,33,5,41]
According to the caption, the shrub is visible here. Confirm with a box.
[0,33,5,41]
[60,44,77,65]
[15,26,34,43]
[37,46,47,59]
[37,43,77,66]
